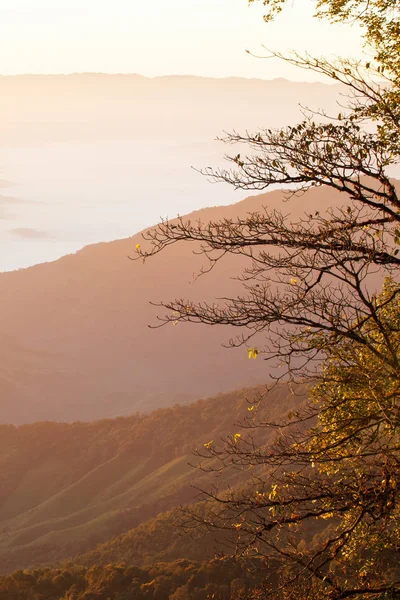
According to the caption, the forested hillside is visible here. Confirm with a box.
[0,558,267,600]
[0,383,308,574]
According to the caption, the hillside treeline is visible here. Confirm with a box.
[0,558,266,600]
[0,384,307,574]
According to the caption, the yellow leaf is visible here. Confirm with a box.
[268,483,278,500]
[321,512,334,520]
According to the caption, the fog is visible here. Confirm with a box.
[0,74,343,271]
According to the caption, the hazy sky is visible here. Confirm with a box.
[0,0,367,80]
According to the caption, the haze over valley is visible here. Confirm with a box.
[0,74,343,271]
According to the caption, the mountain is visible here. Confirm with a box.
[0,74,343,147]
[0,382,309,574]
[0,185,344,424]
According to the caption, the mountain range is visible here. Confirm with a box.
[0,74,343,147]
[0,185,346,424]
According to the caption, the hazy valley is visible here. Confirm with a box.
[0,74,344,271]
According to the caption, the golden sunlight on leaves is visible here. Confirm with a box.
[268,484,278,500]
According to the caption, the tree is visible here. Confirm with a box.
[137,1,400,597]
[183,280,400,599]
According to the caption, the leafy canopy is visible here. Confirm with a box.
[137,0,400,597]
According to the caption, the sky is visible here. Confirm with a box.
[0,0,367,81]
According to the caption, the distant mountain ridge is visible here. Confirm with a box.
[0,73,343,147]
[0,185,347,424]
